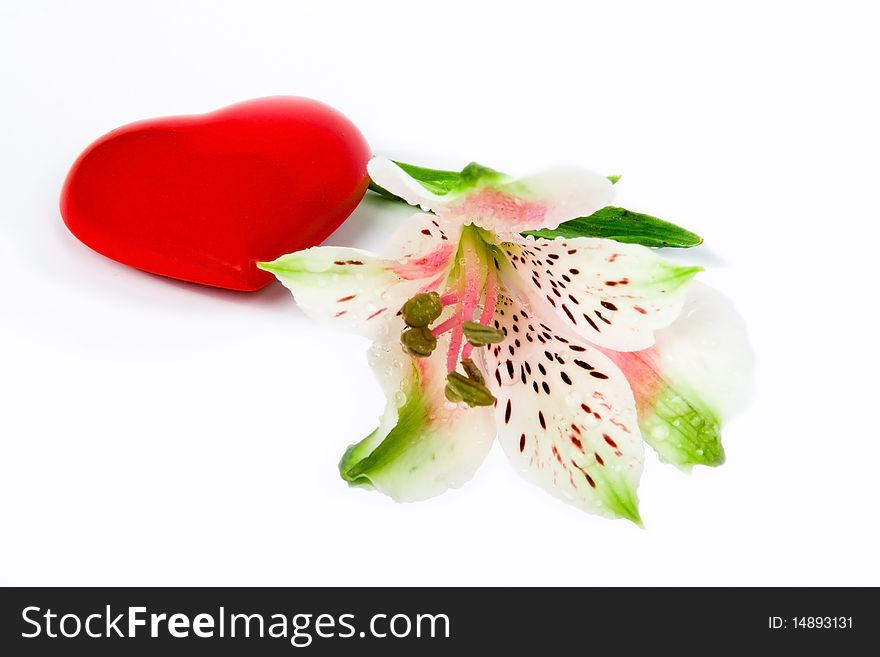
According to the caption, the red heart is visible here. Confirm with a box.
[61,97,371,291]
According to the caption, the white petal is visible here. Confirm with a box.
[340,331,496,501]
[368,156,614,236]
[259,214,458,339]
[368,157,450,213]
[447,167,615,235]
[497,236,701,351]
[381,212,460,283]
[258,246,416,339]
[604,283,754,467]
[481,294,644,523]
[654,283,753,417]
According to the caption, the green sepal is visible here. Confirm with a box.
[523,206,703,248]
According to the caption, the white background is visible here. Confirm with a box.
[2,0,878,586]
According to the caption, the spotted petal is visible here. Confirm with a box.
[258,214,457,339]
[340,330,496,501]
[604,283,753,467]
[482,294,644,523]
[367,157,615,235]
[382,212,459,284]
[258,246,412,338]
[496,236,701,352]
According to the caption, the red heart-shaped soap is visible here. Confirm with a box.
[61,97,371,291]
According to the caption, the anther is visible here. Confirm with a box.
[401,292,442,328]
[462,321,505,347]
[400,327,437,357]
[461,358,485,384]
[445,372,496,407]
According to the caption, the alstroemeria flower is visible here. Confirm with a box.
[259,157,749,523]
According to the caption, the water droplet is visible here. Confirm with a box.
[651,424,669,441]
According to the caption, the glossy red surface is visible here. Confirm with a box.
[60,97,371,291]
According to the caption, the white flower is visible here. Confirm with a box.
[259,157,750,523]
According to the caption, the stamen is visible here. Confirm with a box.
[462,321,504,346]
[479,266,499,325]
[461,239,481,323]
[401,291,442,328]
[439,292,459,306]
[447,316,464,373]
[461,358,485,384]
[462,266,498,361]
[443,240,483,372]
[432,315,461,337]
[445,371,495,407]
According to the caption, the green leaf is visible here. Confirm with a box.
[369,161,462,203]
[368,160,504,203]
[367,161,699,249]
[394,161,462,195]
[522,206,703,248]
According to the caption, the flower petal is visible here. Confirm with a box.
[258,214,457,338]
[446,166,615,235]
[258,246,416,339]
[496,236,701,351]
[382,212,459,283]
[603,283,753,467]
[339,331,496,501]
[368,157,615,235]
[481,294,644,523]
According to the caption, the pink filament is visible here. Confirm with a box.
[461,241,480,323]
[461,266,498,361]
[432,315,460,337]
[439,292,459,306]
[445,241,482,372]
[477,265,499,325]
[446,318,464,373]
